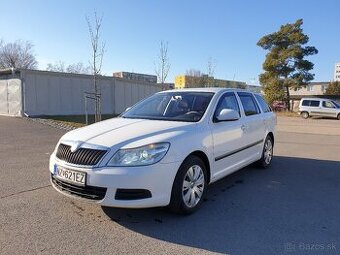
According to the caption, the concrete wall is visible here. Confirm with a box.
[19,70,161,116]
[0,79,22,116]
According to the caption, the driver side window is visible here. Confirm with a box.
[322,101,334,108]
[214,92,240,119]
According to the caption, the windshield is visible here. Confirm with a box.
[122,92,214,122]
[332,101,340,108]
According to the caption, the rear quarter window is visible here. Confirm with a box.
[255,94,272,113]
[301,100,310,106]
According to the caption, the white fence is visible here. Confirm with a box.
[0,70,162,117]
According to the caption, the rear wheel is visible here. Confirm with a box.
[169,155,207,215]
[301,111,309,119]
[257,136,274,168]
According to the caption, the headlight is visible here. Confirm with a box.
[108,143,170,166]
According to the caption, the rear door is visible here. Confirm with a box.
[237,92,265,160]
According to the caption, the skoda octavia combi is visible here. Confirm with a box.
[50,88,276,214]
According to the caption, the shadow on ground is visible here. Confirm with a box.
[102,156,340,254]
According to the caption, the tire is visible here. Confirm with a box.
[256,136,274,168]
[169,155,207,215]
[301,111,309,119]
[337,114,340,120]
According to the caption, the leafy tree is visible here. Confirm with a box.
[0,40,38,69]
[325,81,340,95]
[257,19,318,110]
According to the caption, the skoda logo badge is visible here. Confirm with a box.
[70,142,82,153]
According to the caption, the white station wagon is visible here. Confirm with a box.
[50,88,276,214]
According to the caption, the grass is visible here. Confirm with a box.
[38,114,118,128]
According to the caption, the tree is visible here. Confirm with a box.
[325,81,340,95]
[185,69,208,87]
[206,57,216,87]
[67,62,92,74]
[86,12,106,122]
[155,41,170,87]
[46,61,91,74]
[0,40,38,69]
[257,19,318,110]
[46,61,66,72]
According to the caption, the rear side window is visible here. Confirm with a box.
[301,100,320,107]
[310,100,320,107]
[238,92,260,116]
[254,94,272,113]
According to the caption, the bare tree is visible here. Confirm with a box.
[207,57,216,87]
[86,12,106,122]
[46,61,66,72]
[0,40,38,69]
[46,61,91,74]
[155,41,170,88]
[66,62,92,74]
[185,69,207,87]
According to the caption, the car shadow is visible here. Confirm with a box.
[102,156,340,254]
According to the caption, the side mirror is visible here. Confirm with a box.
[215,109,240,122]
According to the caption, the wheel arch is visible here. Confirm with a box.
[267,132,274,147]
[186,150,211,184]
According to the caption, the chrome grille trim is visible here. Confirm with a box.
[56,143,107,166]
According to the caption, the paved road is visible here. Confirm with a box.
[0,116,339,255]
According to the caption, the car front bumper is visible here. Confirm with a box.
[49,154,181,208]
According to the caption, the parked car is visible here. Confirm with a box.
[49,88,276,214]
[299,98,340,120]
[271,101,287,111]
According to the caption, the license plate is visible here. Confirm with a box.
[54,165,86,186]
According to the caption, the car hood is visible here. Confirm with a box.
[60,117,196,149]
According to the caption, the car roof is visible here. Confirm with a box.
[159,87,254,94]
[301,97,330,101]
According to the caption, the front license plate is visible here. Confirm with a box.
[54,165,86,186]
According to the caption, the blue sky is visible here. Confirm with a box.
[0,0,339,84]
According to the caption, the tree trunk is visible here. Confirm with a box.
[285,85,291,111]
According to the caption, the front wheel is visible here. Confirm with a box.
[337,114,340,120]
[256,136,274,168]
[169,155,207,215]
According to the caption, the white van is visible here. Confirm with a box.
[299,98,340,120]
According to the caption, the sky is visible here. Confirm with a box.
[0,0,339,84]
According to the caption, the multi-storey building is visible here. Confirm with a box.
[113,72,157,83]
[334,63,340,81]
[175,75,246,89]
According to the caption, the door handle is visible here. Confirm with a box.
[241,124,247,131]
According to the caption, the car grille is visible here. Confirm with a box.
[56,143,107,166]
[51,175,107,201]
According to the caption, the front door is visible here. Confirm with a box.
[210,92,246,180]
